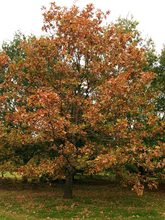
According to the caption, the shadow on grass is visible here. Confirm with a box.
[0,177,164,220]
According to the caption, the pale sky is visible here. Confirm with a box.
[0,0,164,53]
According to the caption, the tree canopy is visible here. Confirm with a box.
[0,2,164,198]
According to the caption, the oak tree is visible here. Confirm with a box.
[0,2,164,198]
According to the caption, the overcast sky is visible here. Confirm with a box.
[0,0,164,53]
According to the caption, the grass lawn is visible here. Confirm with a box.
[0,179,164,220]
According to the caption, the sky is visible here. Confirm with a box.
[0,0,164,53]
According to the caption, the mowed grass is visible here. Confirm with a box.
[0,179,164,220]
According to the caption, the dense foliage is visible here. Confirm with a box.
[0,2,164,198]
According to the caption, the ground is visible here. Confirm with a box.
[0,178,164,220]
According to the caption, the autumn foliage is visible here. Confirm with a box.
[0,2,164,198]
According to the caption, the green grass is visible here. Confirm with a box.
[0,180,164,220]
[0,172,22,180]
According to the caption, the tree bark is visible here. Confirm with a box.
[63,173,73,199]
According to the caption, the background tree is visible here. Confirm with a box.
[153,45,165,117]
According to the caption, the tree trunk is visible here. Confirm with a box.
[22,175,28,183]
[63,173,73,199]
